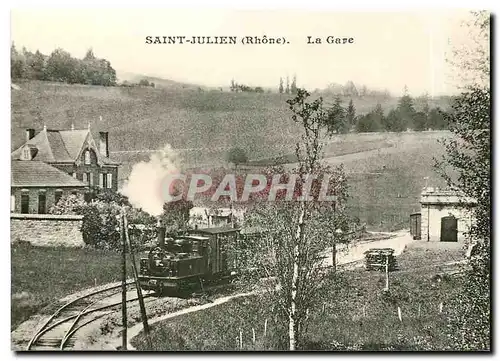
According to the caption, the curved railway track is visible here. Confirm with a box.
[26,282,152,351]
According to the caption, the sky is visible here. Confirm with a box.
[10,9,477,96]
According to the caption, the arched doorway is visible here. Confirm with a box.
[440,216,458,242]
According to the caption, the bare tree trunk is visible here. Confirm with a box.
[332,241,336,272]
[289,205,305,351]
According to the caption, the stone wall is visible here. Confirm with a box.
[10,213,84,247]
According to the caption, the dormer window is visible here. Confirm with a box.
[22,148,31,160]
[84,150,91,165]
[21,146,35,160]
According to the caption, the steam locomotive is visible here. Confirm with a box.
[138,221,241,294]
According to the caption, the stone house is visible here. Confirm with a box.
[11,126,120,214]
[419,187,477,243]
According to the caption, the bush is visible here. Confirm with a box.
[49,191,155,251]
[226,147,248,167]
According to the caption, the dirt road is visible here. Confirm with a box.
[326,229,414,267]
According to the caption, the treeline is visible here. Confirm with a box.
[120,79,156,88]
[11,44,117,86]
[230,79,264,93]
[278,75,298,94]
[324,91,448,134]
[322,80,391,98]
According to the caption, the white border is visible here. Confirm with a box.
[1,2,497,360]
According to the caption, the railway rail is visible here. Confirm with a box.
[26,281,152,351]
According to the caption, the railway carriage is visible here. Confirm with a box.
[138,224,241,294]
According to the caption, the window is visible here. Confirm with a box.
[72,173,77,178]
[106,173,113,189]
[38,191,46,214]
[55,190,63,205]
[89,173,94,186]
[84,150,91,165]
[82,173,88,183]
[22,148,31,160]
[21,193,29,214]
[10,195,15,212]
[100,173,112,188]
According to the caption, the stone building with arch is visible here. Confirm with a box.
[419,187,477,243]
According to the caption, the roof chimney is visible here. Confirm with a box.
[26,128,35,142]
[99,131,109,158]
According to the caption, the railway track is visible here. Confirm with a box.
[26,282,152,351]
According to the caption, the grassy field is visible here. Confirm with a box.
[10,242,141,330]
[11,80,451,162]
[133,244,466,351]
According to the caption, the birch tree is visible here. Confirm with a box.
[242,89,349,350]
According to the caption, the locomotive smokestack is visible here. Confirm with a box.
[157,218,166,248]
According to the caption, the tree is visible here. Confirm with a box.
[30,50,46,80]
[346,99,356,130]
[84,48,95,61]
[291,74,297,94]
[355,104,383,133]
[343,80,358,97]
[412,111,428,131]
[325,95,347,134]
[437,86,490,351]
[285,76,290,94]
[418,92,431,117]
[244,89,349,350]
[382,109,400,131]
[11,43,26,79]
[428,107,447,129]
[161,199,194,235]
[279,77,284,94]
[397,86,416,130]
[231,79,236,92]
[436,11,490,351]
[370,103,385,130]
[45,48,78,83]
[226,147,248,168]
[359,84,368,97]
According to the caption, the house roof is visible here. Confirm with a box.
[11,160,88,188]
[11,128,119,166]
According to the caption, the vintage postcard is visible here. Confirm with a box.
[10,8,490,351]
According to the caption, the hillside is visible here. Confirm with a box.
[116,71,209,91]
[11,80,451,157]
[11,81,453,230]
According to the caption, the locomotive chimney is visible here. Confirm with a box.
[157,218,166,248]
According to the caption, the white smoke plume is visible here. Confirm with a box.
[121,145,182,217]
